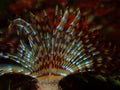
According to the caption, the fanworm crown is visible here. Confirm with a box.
[0,6,119,82]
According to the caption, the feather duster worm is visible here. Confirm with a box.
[0,6,119,89]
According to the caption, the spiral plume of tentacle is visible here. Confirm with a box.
[0,6,119,82]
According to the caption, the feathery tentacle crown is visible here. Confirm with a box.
[0,6,119,80]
